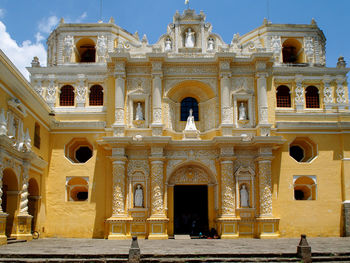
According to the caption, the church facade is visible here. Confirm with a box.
[0,9,350,243]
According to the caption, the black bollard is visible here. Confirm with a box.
[128,236,141,263]
[297,234,312,263]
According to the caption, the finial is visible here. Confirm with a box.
[311,18,317,25]
[134,31,139,40]
[59,18,64,25]
[31,57,40,67]
[337,56,346,68]
[108,17,115,24]
[142,34,148,44]
[263,18,268,25]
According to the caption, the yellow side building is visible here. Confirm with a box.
[0,9,349,243]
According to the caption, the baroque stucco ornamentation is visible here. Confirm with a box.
[304,37,314,64]
[46,78,56,105]
[323,81,333,104]
[169,166,211,185]
[220,161,235,215]
[295,82,305,104]
[152,108,162,124]
[76,77,86,104]
[63,35,74,63]
[270,36,281,62]
[112,160,126,216]
[222,107,233,124]
[258,160,273,217]
[96,35,107,62]
[127,160,149,177]
[336,81,347,104]
[150,161,165,216]
[115,108,125,124]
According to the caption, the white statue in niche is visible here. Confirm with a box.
[238,102,247,120]
[207,38,214,51]
[185,109,197,131]
[135,102,144,120]
[240,185,249,207]
[134,185,143,207]
[185,28,195,48]
[165,37,172,51]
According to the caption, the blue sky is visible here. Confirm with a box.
[0,0,349,79]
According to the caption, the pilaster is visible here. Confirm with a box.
[323,76,333,111]
[256,66,271,136]
[336,75,347,111]
[113,61,126,137]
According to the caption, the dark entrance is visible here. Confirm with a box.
[174,185,208,235]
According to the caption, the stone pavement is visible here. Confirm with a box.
[0,237,349,256]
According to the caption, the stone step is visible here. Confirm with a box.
[6,238,27,244]
[0,259,127,263]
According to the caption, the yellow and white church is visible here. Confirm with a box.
[0,9,350,244]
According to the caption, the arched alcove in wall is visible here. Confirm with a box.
[2,168,19,237]
[28,178,40,232]
[165,80,216,132]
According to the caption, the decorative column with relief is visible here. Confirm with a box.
[217,146,238,238]
[0,159,8,245]
[15,162,33,241]
[147,147,168,239]
[256,63,271,136]
[107,148,132,240]
[255,147,279,238]
[113,61,126,137]
[336,76,347,111]
[323,76,333,111]
[219,61,233,136]
[151,62,164,136]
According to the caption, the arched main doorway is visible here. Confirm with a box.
[28,178,40,232]
[168,164,217,237]
[2,168,19,237]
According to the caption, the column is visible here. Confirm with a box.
[257,159,273,217]
[217,146,238,239]
[111,159,127,217]
[15,162,33,241]
[294,75,304,112]
[256,72,269,124]
[256,148,280,238]
[147,147,168,239]
[151,62,163,136]
[220,61,233,136]
[0,161,7,245]
[113,61,126,136]
[107,148,131,240]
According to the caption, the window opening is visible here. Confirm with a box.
[305,86,320,108]
[276,85,291,107]
[89,85,103,106]
[60,85,74,106]
[181,97,199,121]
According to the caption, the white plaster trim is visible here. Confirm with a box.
[0,83,50,131]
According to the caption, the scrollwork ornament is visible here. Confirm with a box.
[336,82,346,104]
[323,82,333,104]
[295,83,305,104]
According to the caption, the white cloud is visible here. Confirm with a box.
[0,9,5,19]
[0,21,46,80]
[38,15,59,34]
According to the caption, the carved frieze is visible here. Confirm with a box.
[169,166,212,185]
[112,160,126,216]
[127,160,149,177]
[150,160,165,216]
[258,160,272,217]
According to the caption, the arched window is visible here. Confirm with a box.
[89,85,103,106]
[66,177,89,201]
[60,85,74,106]
[294,176,317,200]
[305,86,320,108]
[181,97,199,121]
[276,85,291,107]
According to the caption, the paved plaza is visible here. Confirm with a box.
[0,237,349,256]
